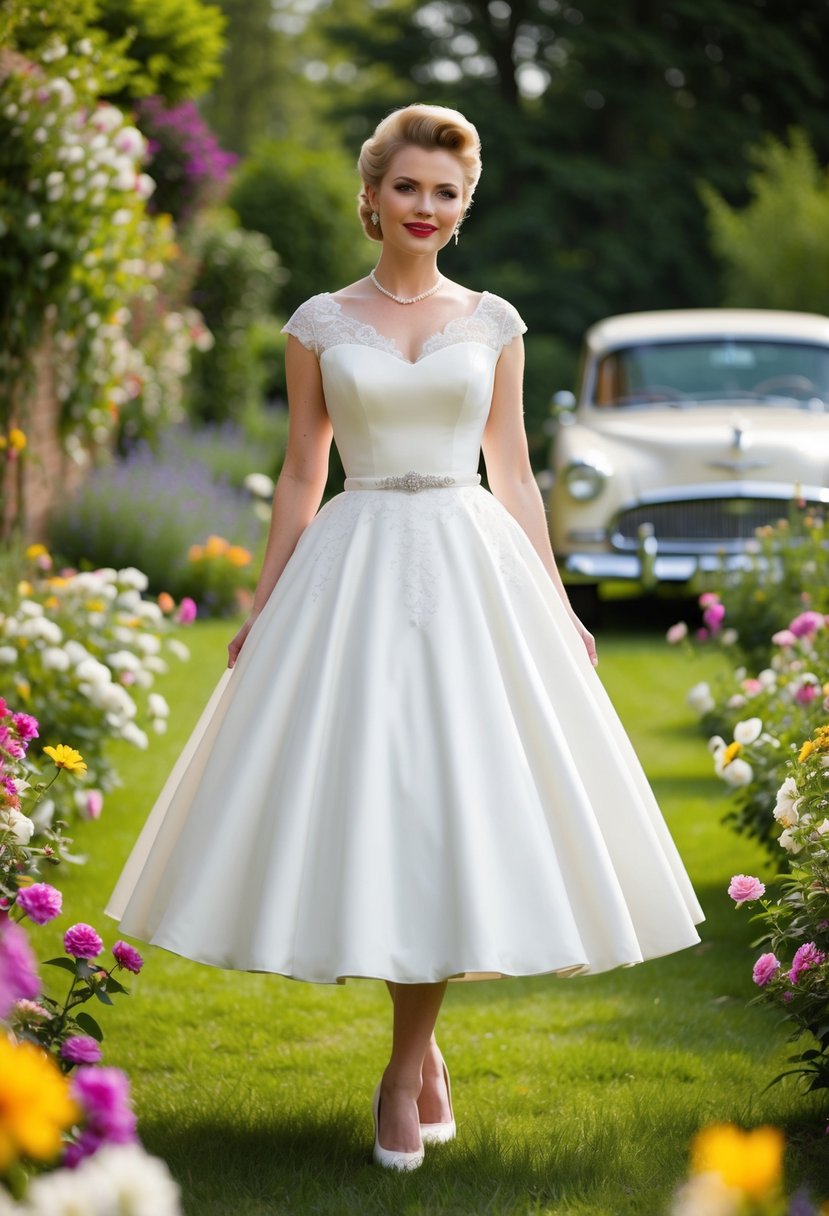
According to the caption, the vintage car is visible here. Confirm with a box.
[546,308,829,604]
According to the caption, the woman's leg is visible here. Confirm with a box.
[385,981,453,1125]
[378,980,448,1152]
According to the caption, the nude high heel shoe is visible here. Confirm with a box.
[419,1058,456,1145]
[372,1083,425,1171]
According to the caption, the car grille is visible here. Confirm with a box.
[612,497,804,552]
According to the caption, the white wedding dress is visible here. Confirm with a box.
[107,291,704,984]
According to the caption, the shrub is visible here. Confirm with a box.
[136,97,237,225]
[48,431,265,613]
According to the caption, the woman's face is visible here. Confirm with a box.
[368,145,466,253]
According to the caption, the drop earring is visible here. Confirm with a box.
[371,210,380,226]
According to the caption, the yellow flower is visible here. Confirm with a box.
[226,545,252,567]
[0,1037,80,1170]
[721,741,741,767]
[799,740,816,763]
[16,581,32,596]
[205,535,229,558]
[45,596,59,611]
[43,744,87,774]
[690,1123,784,1200]
[15,679,30,702]
[85,598,106,612]
[7,428,26,451]
[25,544,48,560]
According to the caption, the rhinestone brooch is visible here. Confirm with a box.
[377,471,456,492]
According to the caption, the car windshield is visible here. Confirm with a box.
[593,339,829,408]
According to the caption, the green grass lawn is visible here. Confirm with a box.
[37,618,829,1215]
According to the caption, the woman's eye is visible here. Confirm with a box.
[440,191,458,199]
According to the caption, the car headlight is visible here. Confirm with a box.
[563,462,607,502]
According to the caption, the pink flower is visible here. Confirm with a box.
[727,874,765,906]
[61,1036,102,1065]
[702,602,726,633]
[12,713,38,741]
[0,920,40,1018]
[699,592,720,608]
[752,952,781,986]
[794,683,819,706]
[84,790,103,820]
[17,882,62,925]
[112,940,143,974]
[789,942,826,984]
[176,597,197,625]
[68,1066,137,1166]
[64,923,104,960]
[0,698,8,718]
[741,678,763,696]
[772,629,797,648]
[695,627,709,642]
[666,622,688,645]
[789,611,825,638]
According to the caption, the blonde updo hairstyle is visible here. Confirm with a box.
[357,104,482,242]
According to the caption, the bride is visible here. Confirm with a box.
[108,103,703,1172]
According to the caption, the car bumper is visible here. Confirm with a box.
[562,550,758,587]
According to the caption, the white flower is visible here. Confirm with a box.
[0,646,18,663]
[30,798,55,832]
[79,1144,182,1216]
[135,172,156,199]
[63,640,91,665]
[773,776,801,827]
[671,1170,742,1216]
[114,125,147,158]
[778,828,803,854]
[142,656,168,675]
[117,566,147,590]
[121,722,149,749]
[134,601,162,622]
[112,207,133,226]
[92,682,136,717]
[134,632,161,656]
[721,758,753,787]
[726,694,747,709]
[17,616,63,645]
[148,693,170,719]
[1,808,35,845]
[18,599,44,617]
[106,650,143,673]
[733,717,762,745]
[758,668,776,688]
[152,718,168,734]
[720,628,738,646]
[687,681,715,715]
[167,639,190,662]
[75,657,112,686]
[813,818,829,836]
[25,211,42,228]
[707,735,725,754]
[244,472,275,499]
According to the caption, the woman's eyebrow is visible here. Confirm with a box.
[392,175,459,189]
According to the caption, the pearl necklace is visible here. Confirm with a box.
[370,268,442,305]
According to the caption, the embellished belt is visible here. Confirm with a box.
[344,470,481,493]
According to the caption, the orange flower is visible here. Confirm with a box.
[205,535,229,558]
[188,545,204,562]
[157,591,175,614]
[226,546,252,567]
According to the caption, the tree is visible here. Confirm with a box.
[703,129,829,314]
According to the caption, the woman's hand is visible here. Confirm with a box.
[227,615,258,669]
[571,615,598,667]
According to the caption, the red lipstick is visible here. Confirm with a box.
[404,223,438,237]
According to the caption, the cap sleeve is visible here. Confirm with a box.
[281,295,324,356]
[497,297,527,347]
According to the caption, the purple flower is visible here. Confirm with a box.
[12,713,38,741]
[752,952,781,987]
[112,940,143,974]
[61,1035,102,1065]
[69,1066,137,1163]
[0,919,40,1017]
[772,629,797,647]
[17,882,62,925]
[84,790,103,820]
[176,596,197,625]
[64,923,104,960]
[728,874,766,907]
[789,942,826,984]
[789,611,826,638]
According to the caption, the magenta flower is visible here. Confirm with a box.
[84,790,103,820]
[0,920,40,1018]
[728,874,766,907]
[12,713,38,741]
[0,698,8,718]
[772,629,797,648]
[702,602,726,633]
[794,683,818,706]
[17,882,62,925]
[176,596,197,625]
[752,952,781,986]
[61,1036,102,1065]
[789,942,826,984]
[112,940,143,974]
[69,1066,137,1164]
[64,923,104,960]
[698,592,719,608]
[789,611,825,638]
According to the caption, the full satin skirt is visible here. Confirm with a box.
[107,486,703,983]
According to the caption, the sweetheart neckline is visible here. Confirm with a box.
[324,290,491,366]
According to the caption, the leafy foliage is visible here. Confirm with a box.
[136,96,237,224]
[703,129,829,314]
[230,138,372,313]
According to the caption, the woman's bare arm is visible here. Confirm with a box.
[481,336,598,666]
[228,336,333,667]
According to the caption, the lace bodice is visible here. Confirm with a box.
[281,291,527,481]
